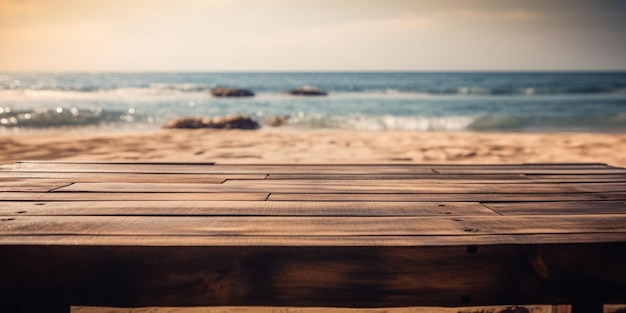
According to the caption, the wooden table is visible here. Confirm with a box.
[1,161,626,313]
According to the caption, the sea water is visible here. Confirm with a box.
[1,72,625,132]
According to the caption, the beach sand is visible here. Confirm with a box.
[3,129,626,313]
[2,129,626,166]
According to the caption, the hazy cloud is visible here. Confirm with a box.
[0,0,624,71]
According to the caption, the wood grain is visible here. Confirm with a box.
[0,201,497,216]
[0,180,71,192]
[3,233,626,247]
[52,182,626,194]
[0,172,266,183]
[267,192,619,202]
[483,201,626,215]
[0,192,269,201]
[1,244,625,308]
[434,168,626,175]
[1,161,625,310]
[1,215,625,237]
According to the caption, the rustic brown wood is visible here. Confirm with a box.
[0,245,539,308]
[268,173,626,183]
[4,161,619,174]
[527,174,626,182]
[3,233,626,247]
[483,201,626,215]
[0,161,625,310]
[267,192,619,202]
[434,168,626,175]
[266,174,530,180]
[0,201,497,216]
[0,180,71,192]
[2,244,625,308]
[552,304,572,313]
[0,172,266,183]
[2,163,435,174]
[0,192,269,201]
[4,161,610,168]
[1,215,625,237]
[52,181,626,194]
[528,244,624,313]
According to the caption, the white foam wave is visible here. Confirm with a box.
[290,115,476,131]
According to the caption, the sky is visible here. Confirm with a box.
[1,0,625,72]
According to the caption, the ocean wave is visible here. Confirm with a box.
[2,84,626,97]
[3,72,626,98]
[3,109,626,132]
[280,114,476,131]
[2,88,626,105]
[468,114,626,132]
[0,108,155,129]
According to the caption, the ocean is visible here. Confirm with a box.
[1,72,625,133]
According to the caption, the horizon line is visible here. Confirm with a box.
[2,69,626,74]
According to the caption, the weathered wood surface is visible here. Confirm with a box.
[1,161,626,311]
[2,215,625,237]
[0,201,497,216]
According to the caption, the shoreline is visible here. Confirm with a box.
[2,129,625,167]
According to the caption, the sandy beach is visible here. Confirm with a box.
[2,129,626,167]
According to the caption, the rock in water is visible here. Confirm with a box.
[265,115,290,127]
[210,115,260,129]
[162,117,210,129]
[211,88,255,97]
[287,86,327,96]
[163,115,260,129]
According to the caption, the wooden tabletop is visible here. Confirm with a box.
[1,161,625,311]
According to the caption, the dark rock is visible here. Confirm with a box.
[163,115,260,130]
[287,86,327,96]
[162,117,209,129]
[211,88,255,97]
[265,115,290,127]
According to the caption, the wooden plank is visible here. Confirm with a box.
[1,243,625,307]
[0,172,267,183]
[0,201,497,216]
[521,162,609,166]
[435,168,626,175]
[267,174,529,180]
[5,161,611,168]
[258,163,610,169]
[0,180,71,192]
[2,163,434,174]
[267,192,622,202]
[527,174,626,182]
[483,201,626,215]
[269,174,626,183]
[528,245,625,313]
[2,233,626,247]
[5,162,617,174]
[0,179,70,186]
[1,161,625,310]
[230,178,542,185]
[227,179,626,186]
[53,182,626,194]
[593,192,626,201]
[0,192,268,201]
[9,161,216,165]
[0,245,547,308]
[1,215,625,237]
